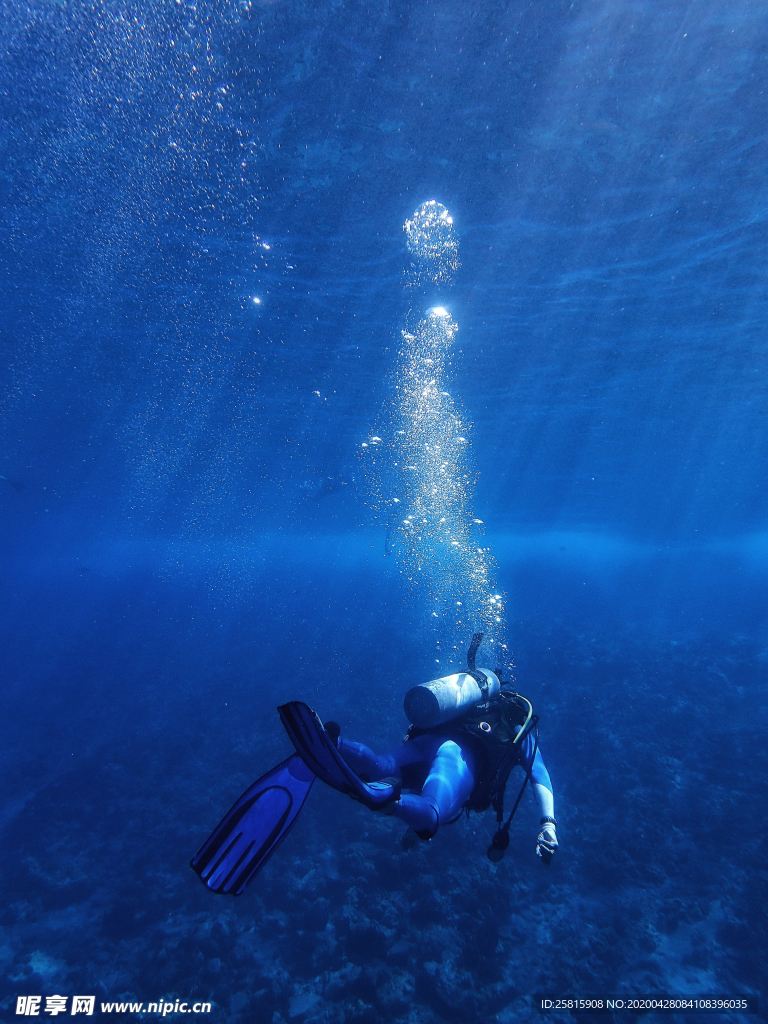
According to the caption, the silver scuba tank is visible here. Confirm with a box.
[403,667,500,729]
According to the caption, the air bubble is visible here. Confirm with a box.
[403,201,460,286]
[364,202,508,663]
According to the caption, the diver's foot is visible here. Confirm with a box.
[325,721,341,747]
[370,776,401,814]
[278,702,399,811]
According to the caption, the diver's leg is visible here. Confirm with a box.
[337,739,396,781]
[337,736,427,782]
[393,738,475,838]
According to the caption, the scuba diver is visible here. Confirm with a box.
[192,634,557,896]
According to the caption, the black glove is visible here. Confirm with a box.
[536,820,558,863]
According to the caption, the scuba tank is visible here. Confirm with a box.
[403,667,500,728]
[403,632,501,728]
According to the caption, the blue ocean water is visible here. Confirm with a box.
[0,0,766,1022]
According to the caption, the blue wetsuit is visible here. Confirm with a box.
[339,726,554,837]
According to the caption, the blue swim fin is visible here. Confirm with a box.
[191,753,315,895]
[278,701,399,810]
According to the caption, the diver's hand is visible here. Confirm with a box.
[536,821,558,863]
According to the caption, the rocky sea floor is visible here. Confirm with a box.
[1,625,764,1024]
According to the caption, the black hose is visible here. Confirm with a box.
[487,725,539,862]
[466,632,484,672]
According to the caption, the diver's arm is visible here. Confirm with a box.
[520,733,558,862]
[530,749,555,820]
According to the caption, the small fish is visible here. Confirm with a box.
[0,475,24,493]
